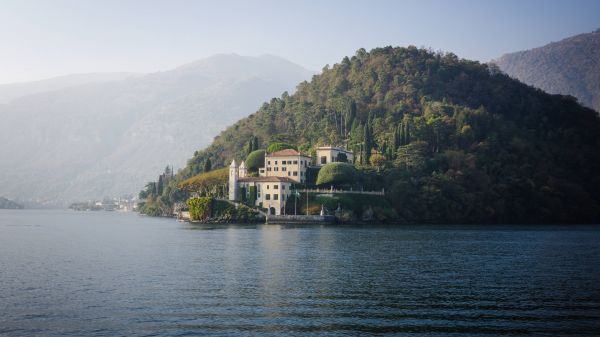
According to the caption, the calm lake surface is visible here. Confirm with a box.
[1,210,600,336]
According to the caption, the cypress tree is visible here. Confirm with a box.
[398,122,404,146]
[252,137,259,152]
[364,121,372,165]
[157,175,164,196]
[204,158,212,172]
[247,139,253,155]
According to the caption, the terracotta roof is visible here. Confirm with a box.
[238,176,297,183]
[267,149,308,157]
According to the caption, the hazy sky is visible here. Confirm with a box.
[1,0,599,84]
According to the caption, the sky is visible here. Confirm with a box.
[0,0,599,84]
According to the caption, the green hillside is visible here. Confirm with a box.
[142,46,600,224]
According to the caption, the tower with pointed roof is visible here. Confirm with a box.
[229,160,239,201]
[239,160,247,178]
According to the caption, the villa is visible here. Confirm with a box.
[229,149,311,215]
[316,146,354,166]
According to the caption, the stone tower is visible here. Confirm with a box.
[228,159,239,201]
[239,160,247,178]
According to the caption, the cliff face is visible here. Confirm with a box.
[494,29,600,112]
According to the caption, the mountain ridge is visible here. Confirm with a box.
[0,54,312,206]
[493,29,600,112]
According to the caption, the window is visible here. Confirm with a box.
[282,186,285,190]
[288,160,292,164]
[273,185,278,189]
[273,194,278,200]
[288,172,290,176]
[275,161,278,165]
[293,160,298,164]
[265,194,270,200]
[274,167,279,171]
[267,185,269,189]
[282,167,286,171]
[268,161,271,165]
[293,171,298,176]
[320,156,327,164]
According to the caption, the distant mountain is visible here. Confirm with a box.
[0,73,137,103]
[0,197,23,209]
[494,29,600,112]
[0,54,313,205]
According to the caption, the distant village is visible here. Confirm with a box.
[69,195,138,212]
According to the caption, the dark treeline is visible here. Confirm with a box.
[142,46,600,224]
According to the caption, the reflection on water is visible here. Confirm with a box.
[1,210,600,336]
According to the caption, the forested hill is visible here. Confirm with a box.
[494,29,600,112]
[160,46,600,223]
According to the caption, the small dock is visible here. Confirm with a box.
[266,214,335,224]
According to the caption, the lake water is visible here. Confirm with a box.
[1,210,600,336]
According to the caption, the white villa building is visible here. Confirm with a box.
[229,149,311,215]
[316,146,354,166]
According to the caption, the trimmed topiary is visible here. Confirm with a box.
[316,162,358,186]
[245,149,266,171]
[266,142,296,153]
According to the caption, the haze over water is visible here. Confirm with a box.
[1,210,599,336]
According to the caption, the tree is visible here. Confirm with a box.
[157,175,164,196]
[370,153,386,170]
[363,123,373,165]
[335,152,348,163]
[203,158,212,173]
[252,137,259,152]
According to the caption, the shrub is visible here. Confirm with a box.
[140,201,162,216]
[187,197,212,220]
[245,150,266,171]
[316,163,358,186]
[267,142,296,153]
